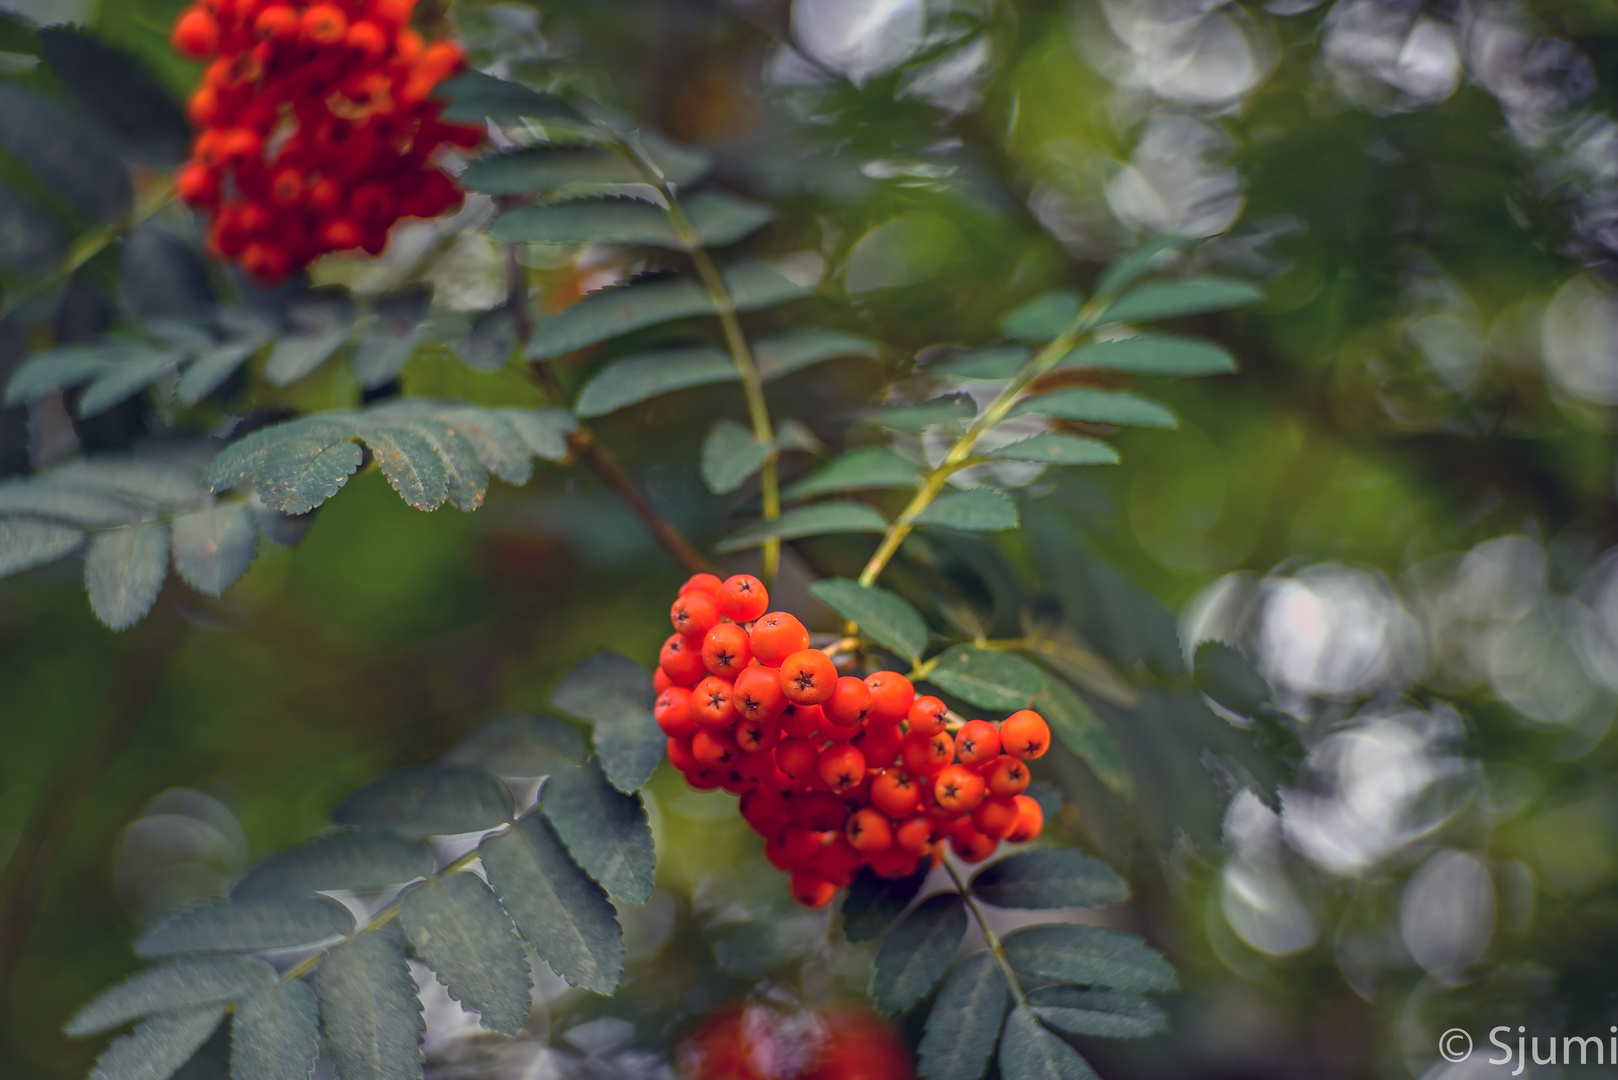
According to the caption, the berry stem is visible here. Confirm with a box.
[941,859,1028,1009]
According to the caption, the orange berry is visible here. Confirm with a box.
[901,730,952,777]
[666,735,698,773]
[680,573,723,596]
[659,632,707,686]
[870,769,920,818]
[176,163,220,208]
[172,9,221,57]
[700,622,751,678]
[983,755,1030,798]
[824,675,872,727]
[419,40,465,80]
[253,3,298,39]
[300,4,348,44]
[845,808,893,852]
[811,835,863,887]
[370,0,417,27]
[733,664,785,722]
[345,18,388,59]
[794,791,849,831]
[739,786,791,834]
[774,737,820,781]
[895,815,934,853]
[955,720,1002,767]
[319,218,362,251]
[933,764,986,815]
[187,85,220,126]
[670,590,720,637]
[817,743,865,793]
[971,795,1020,839]
[749,611,809,666]
[717,574,768,621]
[1001,710,1051,760]
[907,695,947,737]
[790,868,838,908]
[689,676,737,729]
[691,728,739,769]
[949,823,997,864]
[654,687,699,739]
[734,715,781,754]
[853,722,904,770]
[1006,794,1044,843]
[779,649,837,705]
[778,702,824,739]
[864,671,914,723]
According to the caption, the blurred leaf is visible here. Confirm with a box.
[492,197,676,246]
[1100,277,1261,326]
[85,521,170,631]
[1027,987,1168,1039]
[914,489,1018,532]
[542,760,655,903]
[7,341,137,405]
[229,979,320,1080]
[399,874,531,1037]
[66,957,276,1037]
[574,346,734,417]
[498,407,575,462]
[870,395,975,433]
[984,434,1117,466]
[1194,640,1272,718]
[38,28,190,168]
[917,953,1008,1080]
[783,447,918,501]
[0,84,131,222]
[932,344,1029,381]
[1031,681,1132,799]
[809,578,929,663]
[969,850,1128,910]
[0,181,65,271]
[756,328,882,382]
[1000,290,1082,341]
[550,651,662,794]
[360,425,451,512]
[998,1006,1098,1080]
[230,833,432,899]
[135,895,354,959]
[447,714,586,777]
[333,764,512,837]
[925,646,1046,711]
[774,419,822,454]
[683,190,775,246]
[842,865,929,944]
[1059,335,1235,377]
[77,344,183,418]
[1012,388,1176,429]
[170,502,257,597]
[870,893,966,1014]
[318,933,424,1080]
[715,501,888,552]
[462,135,708,193]
[87,1006,224,1080]
[1093,235,1189,298]
[456,305,517,372]
[1001,925,1177,991]
[263,293,355,387]
[0,517,83,577]
[351,288,430,389]
[481,815,623,994]
[1026,781,1062,821]
[176,336,265,407]
[700,418,769,495]
[434,72,578,125]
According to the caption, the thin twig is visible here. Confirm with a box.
[941,859,1027,1008]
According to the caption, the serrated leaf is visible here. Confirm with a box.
[913,489,1018,532]
[333,764,512,837]
[135,895,354,959]
[177,337,263,407]
[481,815,623,994]
[684,190,774,247]
[256,438,363,516]
[573,347,734,416]
[870,893,966,1014]
[782,447,918,501]
[170,502,257,597]
[932,344,1029,381]
[700,418,769,495]
[917,953,1008,1080]
[1099,277,1261,325]
[434,71,577,125]
[1031,681,1132,800]
[66,957,276,1037]
[809,578,928,663]
[397,419,488,512]
[88,1006,224,1080]
[399,874,531,1036]
[1012,388,1176,429]
[77,344,184,418]
[869,395,975,433]
[715,501,888,552]
[541,760,655,903]
[0,517,83,577]
[550,652,662,794]
[85,522,170,631]
[969,850,1128,910]
[1001,924,1177,991]
[1194,640,1272,718]
[1059,334,1235,377]
[499,407,575,461]
[925,646,1046,711]
[318,933,424,1080]
[230,978,320,1080]
[756,328,882,382]
[431,406,533,484]
[1026,987,1167,1039]
[984,434,1118,466]
[841,865,929,945]
[998,1007,1098,1080]
[1000,291,1083,342]
[230,832,432,899]
[362,425,450,511]
[1094,235,1190,298]
[5,341,123,404]
[492,198,676,246]
[724,260,812,309]
[448,714,586,777]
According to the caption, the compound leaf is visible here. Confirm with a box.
[528,278,708,360]
[913,489,1018,532]
[998,1006,1098,1080]
[1012,388,1176,429]
[984,435,1118,467]
[783,447,918,501]
[230,978,320,1080]
[756,328,881,382]
[88,1006,224,1080]
[574,347,735,417]
[230,832,432,899]
[176,337,263,407]
[399,874,531,1036]
[541,760,655,903]
[0,517,83,578]
[1059,335,1235,377]
[492,198,676,247]
[0,83,130,222]
[38,28,191,168]
[925,646,1046,711]
[434,72,578,125]
[66,957,276,1037]
[318,933,424,1080]
[550,652,662,794]
[135,895,354,959]
[1031,681,1132,799]
[77,345,183,418]
[1193,640,1272,718]
[362,425,449,512]
[917,953,1008,1080]
[170,502,257,597]
[499,407,575,462]
[685,190,775,247]
[1000,290,1082,341]
[931,344,1029,381]
[447,714,586,778]
[85,522,170,631]
[1001,924,1177,992]
[716,501,887,552]
[870,893,966,1014]
[1094,235,1190,298]
[333,764,511,837]
[701,418,769,494]
[841,865,929,945]
[256,437,363,517]
[869,395,975,433]
[1026,987,1168,1040]
[1099,277,1260,326]
[809,579,928,664]
[969,850,1128,910]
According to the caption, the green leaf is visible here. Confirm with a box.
[399,874,531,1036]
[1099,277,1261,325]
[333,764,512,837]
[715,501,888,552]
[573,347,735,417]
[841,865,929,945]
[391,418,489,512]
[1059,335,1236,377]
[263,295,354,387]
[456,304,518,372]
[756,328,882,382]
[870,893,966,1014]
[917,953,1008,1080]
[684,190,775,246]
[499,407,576,462]
[1031,681,1132,799]
[1012,388,1176,429]
[783,447,918,501]
[378,402,533,485]
[170,502,257,597]
[447,714,585,778]
[176,337,263,407]
[984,434,1118,466]
[869,395,975,433]
[0,84,130,222]
[5,341,124,404]
[480,815,623,994]
[461,135,709,193]
[350,289,430,389]
[913,489,1019,532]
[85,522,171,631]
[318,932,424,1080]
[998,1006,1098,1080]
[492,197,676,246]
[724,259,812,309]
[230,832,432,899]
[809,578,928,663]
[1094,235,1190,298]
[0,181,64,274]
[925,646,1047,711]
[230,978,320,1080]
[969,850,1128,910]
[541,760,655,903]
[0,517,83,578]
[77,344,184,418]
[1026,987,1168,1039]
[1000,290,1083,342]
[38,27,191,169]
[774,418,822,454]
[434,72,578,125]
[88,1006,224,1080]
[1194,640,1272,718]
[66,957,275,1037]
[135,895,354,959]
[361,425,450,512]
[700,418,770,495]
[256,436,364,517]
[1001,925,1177,992]
[931,344,1029,381]
[550,651,662,794]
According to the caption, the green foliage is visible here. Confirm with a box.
[65,958,276,1037]
[809,578,930,663]
[1027,987,1168,1040]
[1098,277,1263,325]
[445,714,586,777]
[1193,641,1273,719]
[984,434,1118,466]
[229,979,320,1080]
[399,875,532,1037]
[1059,335,1236,377]
[870,893,967,1014]
[716,501,889,551]
[229,833,432,899]
[1011,388,1176,429]
[700,418,770,494]
[924,646,1047,711]
[969,850,1129,910]
[332,764,513,837]
[549,652,661,794]
[1001,925,1178,992]
[540,759,656,903]
[317,933,425,1080]
[914,489,1020,532]
[917,954,1008,1080]
[840,866,929,945]
[781,447,919,500]
[134,896,355,959]
[87,1008,224,1080]
[998,1006,1099,1080]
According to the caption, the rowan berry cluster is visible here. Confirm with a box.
[657,574,1050,909]
[170,0,481,283]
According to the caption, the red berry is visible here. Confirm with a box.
[779,649,837,705]
[750,611,810,666]
[173,9,221,57]
[870,769,920,818]
[949,823,997,864]
[653,667,674,693]
[864,671,915,723]
[971,795,1020,839]
[790,868,838,908]
[774,737,820,781]
[301,4,348,44]
[176,163,220,207]
[733,664,785,722]
[984,755,1030,798]
[868,844,922,879]
[692,728,739,769]
[659,632,707,686]
[824,675,873,727]
[671,590,721,637]
[955,720,1002,767]
[254,4,299,39]
[320,218,362,251]
[811,835,864,887]
[1006,794,1044,843]
[845,808,893,852]
[739,787,791,833]
[654,687,699,738]
[779,702,825,739]
[854,723,905,770]
[933,764,986,814]
[1001,710,1051,760]
[666,735,698,773]
[717,574,768,622]
[907,695,948,737]
[901,730,953,777]
[734,715,781,754]
[817,743,865,793]
[700,622,751,678]
[690,676,737,729]
[793,791,849,831]
[679,573,723,597]
[345,18,388,58]
[895,815,933,853]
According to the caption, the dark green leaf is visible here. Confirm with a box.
[447,714,586,778]
[917,953,1008,1080]
[1026,987,1168,1039]
[868,395,975,433]
[931,344,1029,380]
[913,489,1019,532]
[481,815,623,994]
[773,418,822,454]
[715,501,888,552]
[77,344,184,418]
[998,1006,1098,1080]
[333,764,511,837]
[0,517,83,578]
[350,289,430,389]
[1059,335,1236,377]
[500,407,576,462]
[256,438,364,516]
[170,502,257,597]
[0,84,131,222]
[203,418,335,496]
[541,760,655,903]
[1000,291,1083,342]
[841,865,929,944]
[1031,682,1132,799]
[984,434,1118,466]
[1194,640,1272,718]
[85,522,170,631]
[374,402,534,486]
[925,646,1047,711]
[720,259,812,310]
[230,833,432,899]
[1094,235,1190,298]
[0,181,65,272]
[262,294,355,386]
[399,874,531,1036]
[756,328,882,381]
[1099,277,1260,325]
[870,893,966,1014]
[700,418,770,495]
[434,72,578,125]
[783,447,918,501]
[456,305,517,372]
[1011,388,1176,429]
[574,346,735,417]
[394,419,488,512]
[1001,925,1177,991]
[550,652,662,794]
[318,932,424,1080]
[461,134,708,192]
[88,1006,224,1080]
[230,978,320,1080]
[362,425,450,512]
[492,197,677,247]
[177,337,264,407]
[135,895,354,959]
[684,190,775,247]
[809,578,928,663]
[39,28,191,168]
[66,958,276,1037]
[970,850,1128,910]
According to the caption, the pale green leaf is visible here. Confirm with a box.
[773,418,822,454]
[1194,640,1272,718]
[1001,924,1177,991]
[868,395,974,433]
[230,832,432,899]
[925,645,1047,711]
[434,72,578,125]
[461,136,707,193]
[176,337,262,407]
[5,341,124,404]
[0,517,83,577]
[541,760,655,903]
[1000,290,1082,342]
[318,932,424,1080]
[77,344,183,418]
[684,190,775,247]
[719,259,812,310]
[170,502,257,596]
[931,344,1028,380]
[1094,235,1190,298]
[870,893,966,1014]
[1011,388,1176,429]
[969,850,1128,910]
[66,957,276,1037]
[917,953,1008,1080]
[399,874,531,1036]
[1026,987,1168,1040]
[715,501,887,552]
[573,347,734,417]
[998,1006,1098,1080]
[85,521,170,631]
[333,764,512,837]
[1058,334,1236,377]
[499,407,576,462]
[782,447,918,501]
[984,434,1118,466]
[1099,277,1261,325]
[230,979,320,1080]
[809,578,928,663]
[756,328,882,382]
[88,1006,224,1080]
[491,198,677,247]
[913,489,1018,531]
[135,895,354,959]
[700,418,769,495]
[550,652,662,794]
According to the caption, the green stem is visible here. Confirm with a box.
[942,859,1027,1008]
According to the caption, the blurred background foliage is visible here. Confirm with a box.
[2,0,1618,1077]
